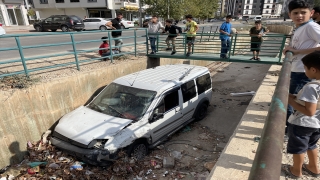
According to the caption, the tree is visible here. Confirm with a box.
[141,0,219,20]
[314,0,320,6]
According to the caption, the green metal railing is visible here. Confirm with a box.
[151,32,288,64]
[0,29,148,78]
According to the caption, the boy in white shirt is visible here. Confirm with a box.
[283,51,320,178]
[283,0,320,133]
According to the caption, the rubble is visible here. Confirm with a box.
[163,157,175,169]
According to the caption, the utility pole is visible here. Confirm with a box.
[167,0,170,19]
[139,0,143,27]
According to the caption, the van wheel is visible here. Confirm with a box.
[194,103,208,121]
[128,140,148,160]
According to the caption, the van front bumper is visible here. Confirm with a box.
[51,137,118,165]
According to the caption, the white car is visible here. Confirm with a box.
[50,64,212,165]
[0,23,6,35]
[83,18,110,31]
[107,18,135,29]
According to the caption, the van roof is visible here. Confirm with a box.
[113,64,209,92]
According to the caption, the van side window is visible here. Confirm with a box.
[181,80,196,103]
[196,73,211,94]
[155,90,179,114]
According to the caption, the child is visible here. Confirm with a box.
[219,15,233,59]
[163,19,182,55]
[145,15,164,54]
[249,20,269,61]
[283,51,320,178]
[184,14,199,57]
[98,36,119,60]
[283,0,320,131]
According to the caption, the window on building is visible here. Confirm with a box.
[246,5,249,9]
[254,0,257,3]
[70,0,79,2]
[273,0,276,2]
[247,0,250,3]
[245,11,249,14]
[253,5,256,8]
[196,74,211,95]
[272,10,274,13]
[88,0,97,2]
[40,0,48,3]
[239,5,241,8]
[267,0,270,2]
[155,90,179,114]
[238,10,241,13]
[55,0,64,3]
[266,10,269,13]
[267,5,269,8]
[181,80,196,103]
[252,10,255,13]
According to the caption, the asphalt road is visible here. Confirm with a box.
[0,22,249,61]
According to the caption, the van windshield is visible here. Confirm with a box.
[87,83,157,121]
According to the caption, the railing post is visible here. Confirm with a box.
[134,30,137,57]
[278,35,287,63]
[200,26,204,43]
[145,28,149,55]
[156,33,159,52]
[208,26,213,42]
[248,52,293,180]
[70,34,80,70]
[184,34,187,57]
[228,35,233,61]
[15,37,29,77]
[232,33,238,56]
[108,31,113,63]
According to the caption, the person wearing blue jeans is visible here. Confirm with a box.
[149,37,157,53]
[219,15,232,58]
[145,15,164,54]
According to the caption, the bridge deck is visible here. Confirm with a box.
[147,52,281,65]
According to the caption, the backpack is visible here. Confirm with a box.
[295,81,320,109]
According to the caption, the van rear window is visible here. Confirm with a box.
[196,73,211,94]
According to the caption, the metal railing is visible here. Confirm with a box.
[248,51,293,180]
[0,28,147,78]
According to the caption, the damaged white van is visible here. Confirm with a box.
[51,64,212,165]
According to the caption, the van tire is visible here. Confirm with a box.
[194,103,208,121]
[127,140,148,160]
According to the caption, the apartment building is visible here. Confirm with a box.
[242,0,264,16]
[262,0,282,18]
[27,0,140,20]
[0,0,29,26]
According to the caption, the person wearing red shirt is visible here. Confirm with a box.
[99,36,119,60]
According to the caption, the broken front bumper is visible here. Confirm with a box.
[51,137,117,165]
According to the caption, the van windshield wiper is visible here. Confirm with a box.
[105,103,127,119]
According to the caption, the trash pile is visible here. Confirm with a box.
[0,129,216,180]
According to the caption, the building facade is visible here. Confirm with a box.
[242,0,264,16]
[28,0,140,20]
[0,0,29,26]
[262,0,282,18]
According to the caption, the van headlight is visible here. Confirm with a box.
[88,139,108,149]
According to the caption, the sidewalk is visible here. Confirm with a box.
[3,25,34,33]
[207,65,281,180]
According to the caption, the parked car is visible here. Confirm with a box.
[0,23,5,35]
[33,15,84,32]
[50,64,212,165]
[107,18,134,29]
[83,18,111,31]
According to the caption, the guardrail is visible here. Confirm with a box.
[0,28,148,78]
[248,51,293,180]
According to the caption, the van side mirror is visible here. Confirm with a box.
[149,113,164,123]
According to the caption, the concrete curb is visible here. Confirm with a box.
[207,65,281,180]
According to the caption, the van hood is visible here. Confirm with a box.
[54,106,133,145]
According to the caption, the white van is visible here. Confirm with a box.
[51,64,212,165]
[253,16,262,21]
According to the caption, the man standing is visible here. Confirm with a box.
[184,14,199,57]
[106,13,124,52]
[145,15,164,54]
[219,15,232,59]
[163,19,182,55]
[312,7,320,25]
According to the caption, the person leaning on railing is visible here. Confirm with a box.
[144,15,164,55]
[162,19,182,55]
[99,36,119,61]
[249,20,269,61]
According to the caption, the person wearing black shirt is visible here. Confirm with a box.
[163,19,182,55]
[106,13,124,52]
[312,7,320,25]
